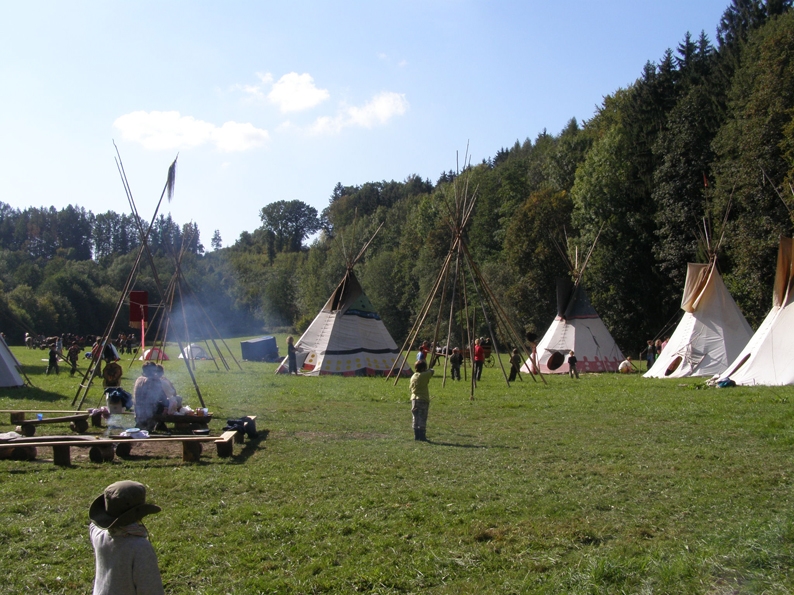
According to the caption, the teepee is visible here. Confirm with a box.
[645,259,752,378]
[719,237,794,386]
[524,231,624,374]
[277,226,409,376]
[0,335,24,387]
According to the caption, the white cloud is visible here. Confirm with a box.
[114,111,268,152]
[212,121,270,152]
[238,72,274,102]
[268,72,329,113]
[311,91,409,134]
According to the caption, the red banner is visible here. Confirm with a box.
[129,291,149,329]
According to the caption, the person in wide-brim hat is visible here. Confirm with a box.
[89,481,164,595]
[89,480,161,528]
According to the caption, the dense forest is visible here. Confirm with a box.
[2,0,794,357]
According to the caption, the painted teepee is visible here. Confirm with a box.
[524,231,624,374]
[277,226,409,376]
[645,258,752,378]
[720,237,794,386]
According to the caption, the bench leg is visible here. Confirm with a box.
[89,445,115,463]
[91,412,104,428]
[9,412,24,424]
[53,445,71,466]
[10,446,36,461]
[115,443,133,458]
[70,419,89,433]
[182,441,202,462]
[216,440,234,458]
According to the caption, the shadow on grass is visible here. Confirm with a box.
[0,386,67,403]
[425,438,518,449]
[229,430,269,464]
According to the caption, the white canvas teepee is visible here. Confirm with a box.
[524,278,624,374]
[523,231,624,374]
[645,260,752,378]
[720,237,794,386]
[277,268,409,376]
[0,335,24,387]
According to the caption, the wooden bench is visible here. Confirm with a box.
[15,414,92,437]
[230,416,257,444]
[0,433,241,466]
[7,410,105,429]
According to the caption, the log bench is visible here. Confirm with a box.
[15,414,92,437]
[0,433,240,465]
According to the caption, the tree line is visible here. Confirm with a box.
[3,0,794,358]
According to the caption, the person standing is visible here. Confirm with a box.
[567,350,579,379]
[46,344,59,375]
[644,340,655,371]
[508,348,522,382]
[449,347,462,381]
[410,360,434,441]
[473,339,485,381]
[415,340,430,364]
[286,336,298,375]
[88,480,164,595]
[68,342,81,376]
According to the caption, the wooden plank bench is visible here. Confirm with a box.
[6,410,105,429]
[0,433,241,466]
[15,414,92,437]
[230,416,257,444]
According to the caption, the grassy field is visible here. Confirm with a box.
[1,337,794,594]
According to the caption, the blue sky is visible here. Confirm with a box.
[0,1,729,249]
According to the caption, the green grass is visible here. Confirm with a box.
[2,338,794,594]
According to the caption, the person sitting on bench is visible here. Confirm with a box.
[133,363,168,432]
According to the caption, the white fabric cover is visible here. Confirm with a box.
[523,314,625,374]
[720,238,794,386]
[521,282,624,374]
[276,269,408,376]
[178,344,211,360]
[645,263,752,378]
[0,335,23,387]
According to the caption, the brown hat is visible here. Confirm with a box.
[89,481,161,529]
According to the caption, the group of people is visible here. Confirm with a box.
[642,337,669,370]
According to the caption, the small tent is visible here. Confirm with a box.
[277,268,409,376]
[241,336,279,362]
[720,237,794,386]
[179,343,211,360]
[139,347,170,361]
[0,335,24,387]
[645,260,752,378]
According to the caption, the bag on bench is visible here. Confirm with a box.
[224,416,258,439]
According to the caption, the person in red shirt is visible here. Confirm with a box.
[473,338,485,381]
